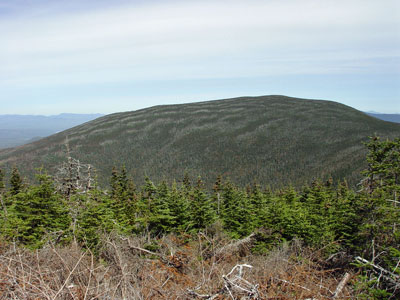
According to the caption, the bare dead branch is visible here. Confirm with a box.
[215,233,255,257]
[53,250,87,299]
[332,272,351,299]
[355,256,400,288]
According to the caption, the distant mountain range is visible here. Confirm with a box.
[0,113,103,149]
[1,96,399,189]
[365,112,400,123]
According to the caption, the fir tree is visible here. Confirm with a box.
[0,169,7,226]
[109,166,137,233]
[329,180,358,249]
[357,137,400,268]
[6,173,70,248]
[147,181,173,234]
[221,182,254,238]
[0,169,4,192]
[249,183,268,228]
[10,167,23,196]
[136,177,157,236]
[110,166,119,199]
[190,177,215,231]
[182,172,191,196]
[168,180,191,232]
[119,165,129,192]
[363,136,400,198]
[76,188,114,250]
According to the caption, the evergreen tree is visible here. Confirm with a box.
[6,173,70,248]
[299,181,336,248]
[357,137,400,267]
[363,136,400,198]
[75,188,114,250]
[135,177,157,235]
[167,180,191,232]
[119,166,129,192]
[108,166,137,233]
[328,180,358,249]
[146,181,173,234]
[0,169,7,227]
[221,182,253,237]
[249,183,269,228]
[110,166,120,199]
[190,178,215,231]
[353,137,400,296]
[182,172,192,197]
[0,169,4,192]
[10,167,23,195]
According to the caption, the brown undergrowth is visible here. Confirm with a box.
[0,234,356,299]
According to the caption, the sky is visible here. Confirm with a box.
[0,0,399,115]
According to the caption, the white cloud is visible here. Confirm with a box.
[0,0,399,88]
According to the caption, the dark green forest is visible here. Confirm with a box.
[1,96,400,189]
[0,137,399,299]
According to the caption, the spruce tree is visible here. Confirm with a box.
[0,169,4,192]
[76,188,114,250]
[7,173,70,248]
[136,177,157,236]
[168,180,191,232]
[329,180,358,249]
[182,172,191,196]
[221,182,253,237]
[109,166,136,233]
[0,169,6,226]
[10,167,23,195]
[249,183,268,228]
[299,181,335,247]
[357,137,400,270]
[190,177,215,231]
[363,136,400,198]
[147,181,173,234]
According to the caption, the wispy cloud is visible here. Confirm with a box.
[0,0,399,113]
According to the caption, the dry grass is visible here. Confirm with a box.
[0,234,356,299]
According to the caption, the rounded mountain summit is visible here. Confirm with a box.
[1,95,399,188]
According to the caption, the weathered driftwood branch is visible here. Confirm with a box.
[122,237,167,260]
[128,244,162,258]
[355,256,400,287]
[188,264,259,299]
[215,233,255,256]
[223,264,259,299]
[332,272,350,299]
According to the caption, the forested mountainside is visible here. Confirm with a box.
[366,112,400,123]
[0,95,399,188]
[0,137,398,298]
[0,113,103,149]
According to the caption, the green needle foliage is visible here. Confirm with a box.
[5,172,70,248]
[221,182,253,238]
[9,167,23,196]
[0,169,4,192]
[0,136,398,297]
[189,178,216,231]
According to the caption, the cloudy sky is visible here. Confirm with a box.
[0,0,399,114]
